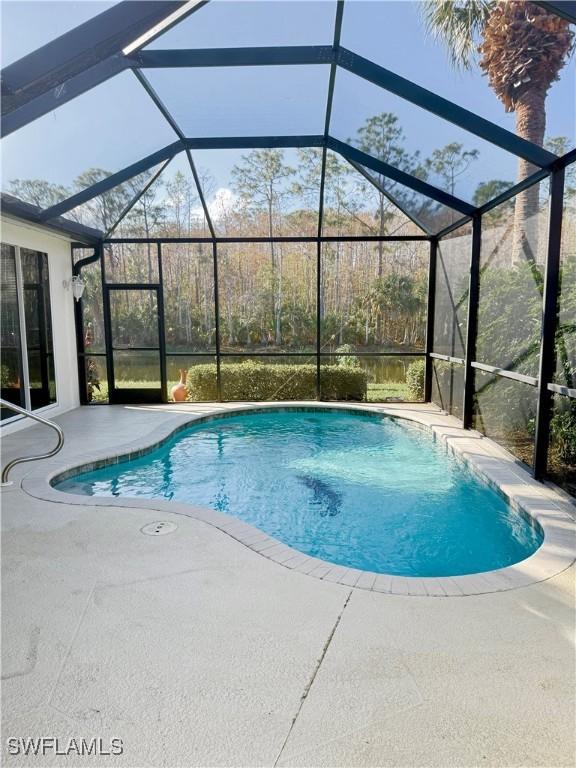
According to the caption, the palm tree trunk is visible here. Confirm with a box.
[512,87,547,264]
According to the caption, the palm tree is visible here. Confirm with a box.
[422,1,574,258]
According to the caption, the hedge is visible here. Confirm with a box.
[406,359,425,401]
[186,360,368,401]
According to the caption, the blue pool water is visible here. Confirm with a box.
[56,409,543,576]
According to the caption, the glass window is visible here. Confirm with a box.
[0,243,24,418]
[473,369,538,466]
[1,244,56,415]
[320,241,428,354]
[476,189,548,378]
[21,249,56,410]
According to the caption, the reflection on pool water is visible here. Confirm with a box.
[56,409,543,576]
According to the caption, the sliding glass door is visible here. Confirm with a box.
[0,243,56,420]
[1,244,24,419]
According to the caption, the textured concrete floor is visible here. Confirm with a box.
[1,404,575,767]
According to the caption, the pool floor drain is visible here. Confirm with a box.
[141,521,177,536]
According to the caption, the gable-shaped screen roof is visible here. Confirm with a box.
[1,0,574,239]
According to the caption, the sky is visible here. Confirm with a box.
[1,0,575,208]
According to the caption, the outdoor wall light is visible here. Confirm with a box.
[63,275,86,301]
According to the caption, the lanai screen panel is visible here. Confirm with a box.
[1,71,178,206]
[321,150,426,237]
[476,192,550,378]
[190,147,323,238]
[0,0,116,67]
[145,65,330,138]
[105,153,212,239]
[352,163,462,235]
[556,191,576,387]
[330,67,536,205]
[340,0,575,152]
[61,163,168,235]
[145,0,339,48]
[433,225,472,360]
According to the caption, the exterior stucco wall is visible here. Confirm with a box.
[1,214,80,434]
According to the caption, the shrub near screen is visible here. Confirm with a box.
[187,361,368,401]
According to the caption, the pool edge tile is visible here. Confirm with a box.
[22,401,576,598]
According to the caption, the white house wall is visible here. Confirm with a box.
[1,214,81,435]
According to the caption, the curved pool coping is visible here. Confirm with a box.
[19,401,576,597]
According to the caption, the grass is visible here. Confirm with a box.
[89,380,160,403]
[367,382,413,402]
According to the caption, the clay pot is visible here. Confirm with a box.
[170,369,188,402]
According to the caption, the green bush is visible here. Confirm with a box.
[551,403,576,464]
[223,361,316,400]
[321,365,368,401]
[186,364,219,400]
[334,344,361,369]
[187,361,367,401]
[406,359,425,401]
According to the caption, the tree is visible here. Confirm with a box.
[293,149,376,343]
[165,171,192,237]
[72,168,132,232]
[197,166,216,236]
[422,1,574,260]
[290,148,322,233]
[292,148,369,235]
[546,137,576,200]
[354,113,427,276]
[8,179,71,209]
[129,183,165,285]
[231,150,295,344]
[473,178,514,223]
[426,142,479,198]
[473,179,514,207]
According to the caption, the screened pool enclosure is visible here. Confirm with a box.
[1,0,575,492]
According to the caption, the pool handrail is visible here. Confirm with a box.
[1,398,64,484]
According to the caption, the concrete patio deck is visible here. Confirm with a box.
[2,403,575,767]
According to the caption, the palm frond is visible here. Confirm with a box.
[421,0,493,70]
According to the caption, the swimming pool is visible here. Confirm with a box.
[56,409,543,576]
[56,408,544,577]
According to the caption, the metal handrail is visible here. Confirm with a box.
[1,398,64,484]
